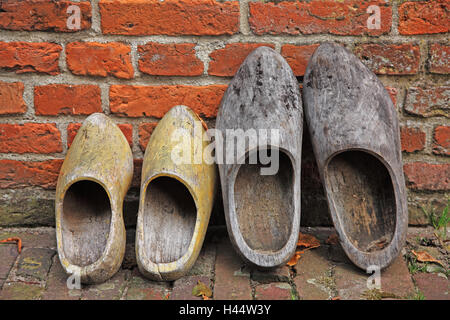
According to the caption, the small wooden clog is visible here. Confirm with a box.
[216,47,303,268]
[136,105,217,281]
[303,43,408,270]
[55,113,133,284]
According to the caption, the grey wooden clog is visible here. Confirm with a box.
[303,43,408,270]
[216,47,303,268]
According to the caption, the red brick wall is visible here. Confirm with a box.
[0,0,448,227]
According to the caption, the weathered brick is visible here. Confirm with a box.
[170,275,210,300]
[249,1,392,36]
[251,265,290,283]
[0,0,91,32]
[433,126,450,156]
[0,81,26,115]
[35,84,102,116]
[380,256,415,298]
[0,159,63,189]
[109,85,226,118]
[429,43,450,74]
[334,263,367,300]
[404,162,450,191]
[187,242,216,277]
[399,0,449,35]
[354,43,420,75]
[66,42,134,79]
[0,123,62,154]
[404,86,449,118]
[67,123,132,148]
[42,256,81,300]
[281,44,319,77]
[413,273,449,300]
[81,269,128,300]
[138,123,158,152]
[0,244,18,280]
[99,0,240,36]
[208,43,275,77]
[16,248,55,281]
[138,43,203,76]
[0,42,61,75]
[400,126,426,153]
[126,269,170,300]
[385,87,398,106]
[254,282,293,300]
[0,282,44,300]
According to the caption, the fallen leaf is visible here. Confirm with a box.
[0,237,22,253]
[326,233,339,245]
[192,280,212,298]
[202,294,210,300]
[331,296,341,300]
[287,250,304,267]
[412,250,444,267]
[297,233,320,249]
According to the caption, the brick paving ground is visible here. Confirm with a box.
[0,226,447,300]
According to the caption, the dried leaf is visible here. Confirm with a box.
[0,237,22,253]
[202,294,210,300]
[326,233,339,245]
[412,250,444,267]
[192,280,212,298]
[297,233,320,249]
[287,250,304,267]
[332,296,341,300]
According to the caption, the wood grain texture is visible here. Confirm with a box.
[216,46,303,268]
[56,113,133,284]
[303,43,408,270]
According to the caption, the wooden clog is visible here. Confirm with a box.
[136,105,217,281]
[303,43,408,270]
[216,47,303,268]
[55,113,133,284]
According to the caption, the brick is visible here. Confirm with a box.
[208,43,275,77]
[99,0,239,36]
[413,273,449,300]
[0,81,26,115]
[399,0,449,35]
[386,87,398,106]
[400,126,426,153]
[0,229,56,249]
[35,84,102,116]
[66,42,134,79]
[187,242,216,277]
[281,44,319,77]
[0,123,62,154]
[42,256,81,300]
[0,0,91,32]
[249,1,392,36]
[81,269,128,300]
[0,159,63,189]
[251,265,290,283]
[0,244,18,280]
[213,239,252,300]
[429,43,450,74]
[0,282,44,300]
[126,270,170,300]
[67,123,132,148]
[404,162,450,191]
[433,126,450,156]
[138,123,158,152]
[138,43,203,76]
[380,256,415,298]
[404,86,450,118]
[254,282,292,300]
[0,42,61,75]
[170,275,210,300]
[354,43,420,75]
[334,263,367,300]
[109,85,227,118]
[16,248,55,281]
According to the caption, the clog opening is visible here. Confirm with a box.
[143,176,197,264]
[326,151,396,253]
[62,180,111,267]
[234,150,294,252]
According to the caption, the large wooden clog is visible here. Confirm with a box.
[216,47,303,268]
[136,105,217,281]
[55,113,133,284]
[303,43,408,270]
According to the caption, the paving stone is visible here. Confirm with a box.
[126,269,171,300]
[380,256,415,298]
[16,247,55,281]
[328,243,351,264]
[187,241,216,277]
[81,269,129,300]
[170,275,210,300]
[213,238,252,300]
[0,228,56,249]
[0,282,44,300]
[251,265,290,283]
[254,282,293,300]
[294,247,332,300]
[41,256,81,300]
[334,263,368,300]
[0,243,18,280]
[413,273,449,300]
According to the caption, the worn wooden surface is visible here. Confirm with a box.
[303,43,408,270]
[216,46,303,268]
[55,113,133,283]
[136,105,217,281]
